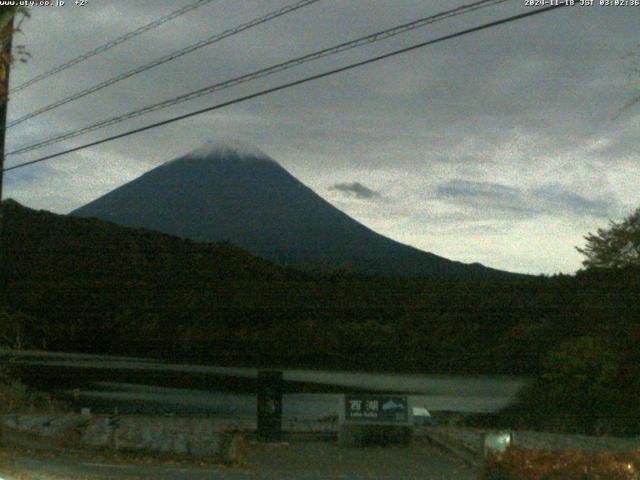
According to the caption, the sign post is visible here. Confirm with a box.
[257,370,283,442]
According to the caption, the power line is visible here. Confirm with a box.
[9,0,218,95]
[2,2,568,174]
[6,0,321,129]
[7,0,510,156]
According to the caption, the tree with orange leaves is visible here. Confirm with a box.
[0,6,30,103]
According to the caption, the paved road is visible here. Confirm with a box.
[5,348,524,416]
[0,439,478,479]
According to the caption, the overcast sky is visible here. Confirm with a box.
[3,0,639,275]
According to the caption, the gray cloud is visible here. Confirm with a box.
[330,182,381,200]
[3,0,638,274]
[3,170,38,187]
[530,185,613,218]
[436,179,617,219]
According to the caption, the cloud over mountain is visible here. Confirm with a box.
[329,181,382,200]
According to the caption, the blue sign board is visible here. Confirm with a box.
[344,395,409,423]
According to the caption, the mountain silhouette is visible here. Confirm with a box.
[71,141,518,278]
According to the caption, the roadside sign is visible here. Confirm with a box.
[341,394,411,425]
[338,394,414,447]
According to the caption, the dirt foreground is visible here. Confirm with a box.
[0,437,477,479]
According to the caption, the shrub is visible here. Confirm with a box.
[480,449,640,480]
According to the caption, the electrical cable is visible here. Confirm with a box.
[7,0,510,154]
[10,0,219,94]
[7,0,321,129]
[2,2,568,174]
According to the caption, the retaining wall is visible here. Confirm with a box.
[0,414,245,463]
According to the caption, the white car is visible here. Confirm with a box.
[412,406,433,426]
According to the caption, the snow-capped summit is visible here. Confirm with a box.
[158,139,279,176]
[187,138,273,162]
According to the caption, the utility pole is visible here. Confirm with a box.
[0,16,13,242]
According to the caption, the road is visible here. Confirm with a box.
[4,348,525,416]
[0,438,479,479]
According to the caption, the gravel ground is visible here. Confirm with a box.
[0,437,478,480]
[244,437,478,479]
[2,425,636,479]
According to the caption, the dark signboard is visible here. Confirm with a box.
[257,370,283,442]
[344,395,409,423]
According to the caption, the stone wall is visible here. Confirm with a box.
[0,414,246,463]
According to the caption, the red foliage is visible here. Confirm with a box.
[480,448,640,480]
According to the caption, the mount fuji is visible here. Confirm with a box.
[71,141,517,278]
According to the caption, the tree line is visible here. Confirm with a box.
[1,199,639,434]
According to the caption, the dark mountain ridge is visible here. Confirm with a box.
[71,142,521,279]
[1,197,298,283]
